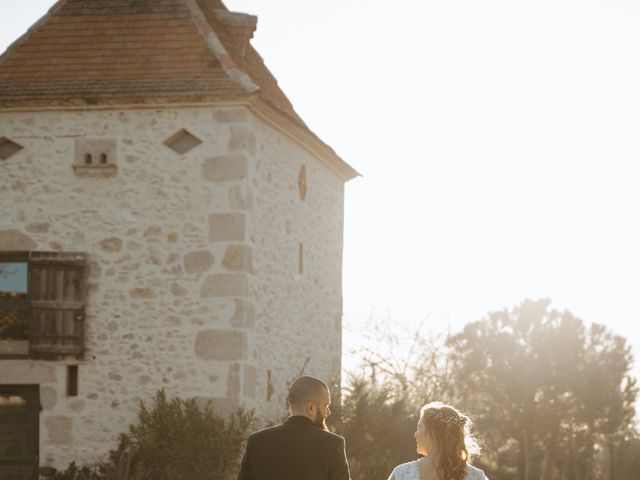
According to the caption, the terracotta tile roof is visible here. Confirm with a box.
[0,0,358,179]
[197,1,303,123]
[0,0,246,104]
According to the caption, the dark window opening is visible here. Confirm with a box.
[84,153,93,165]
[298,244,304,274]
[0,385,39,478]
[66,365,78,396]
[267,369,274,402]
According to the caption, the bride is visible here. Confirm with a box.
[387,402,488,480]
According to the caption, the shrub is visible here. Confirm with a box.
[54,390,253,480]
[123,390,253,480]
[335,376,418,480]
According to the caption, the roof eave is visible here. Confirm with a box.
[0,94,360,182]
[247,95,360,182]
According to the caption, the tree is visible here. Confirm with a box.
[447,299,637,480]
[338,376,417,480]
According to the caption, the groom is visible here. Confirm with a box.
[237,375,351,480]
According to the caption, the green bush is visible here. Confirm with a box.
[335,376,418,480]
[125,390,253,480]
[54,390,253,480]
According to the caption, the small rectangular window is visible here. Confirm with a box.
[267,369,274,401]
[67,365,78,396]
[298,244,304,274]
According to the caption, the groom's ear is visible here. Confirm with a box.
[305,400,315,415]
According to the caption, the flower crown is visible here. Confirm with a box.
[433,411,466,428]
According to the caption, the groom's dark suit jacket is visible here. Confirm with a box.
[237,415,351,480]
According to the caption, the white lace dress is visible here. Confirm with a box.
[387,460,488,480]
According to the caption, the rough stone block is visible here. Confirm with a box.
[195,329,246,361]
[0,229,36,250]
[228,184,250,210]
[143,226,162,239]
[99,237,123,253]
[129,288,156,299]
[184,250,215,274]
[69,399,85,413]
[171,282,188,296]
[202,155,247,182]
[208,213,245,242]
[200,274,248,297]
[25,222,50,233]
[228,126,256,156]
[230,299,255,328]
[44,416,73,445]
[223,244,253,272]
[40,387,58,410]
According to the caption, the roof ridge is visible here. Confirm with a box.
[182,0,258,94]
[0,0,67,65]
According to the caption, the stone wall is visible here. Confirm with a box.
[0,105,345,469]
[246,117,345,421]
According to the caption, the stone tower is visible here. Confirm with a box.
[0,0,357,475]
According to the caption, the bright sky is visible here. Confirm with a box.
[1,1,639,376]
[0,263,27,293]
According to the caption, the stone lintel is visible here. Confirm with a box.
[0,229,36,250]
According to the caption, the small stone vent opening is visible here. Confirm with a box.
[0,137,24,160]
[267,369,275,401]
[298,243,304,274]
[66,365,78,397]
[298,165,308,201]
[74,139,117,177]
[164,129,203,154]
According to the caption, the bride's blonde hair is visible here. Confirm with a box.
[420,402,481,480]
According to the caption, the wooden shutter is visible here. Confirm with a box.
[28,252,87,358]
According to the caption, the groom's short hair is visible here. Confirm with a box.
[288,376,329,409]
